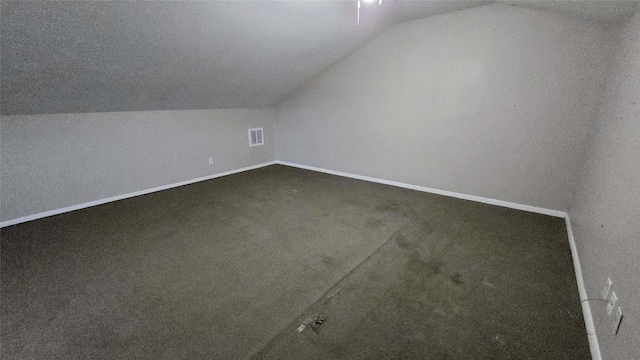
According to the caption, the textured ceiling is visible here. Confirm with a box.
[1,1,638,115]
[502,0,639,25]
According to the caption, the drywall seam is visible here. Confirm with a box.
[565,215,601,360]
[275,161,567,217]
[0,161,277,228]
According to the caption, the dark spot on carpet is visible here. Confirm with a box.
[320,255,337,267]
[375,202,408,216]
[395,234,411,249]
[450,272,464,284]
[366,218,383,229]
[406,258,444,279]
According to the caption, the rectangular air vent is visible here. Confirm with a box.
[248,128,264,147]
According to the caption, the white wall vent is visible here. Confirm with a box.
[248,128,264,147]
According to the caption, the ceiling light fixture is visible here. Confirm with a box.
[357,0,382,26]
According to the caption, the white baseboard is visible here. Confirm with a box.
[0,161,277,228]
[275,161,566,218]
[565,216,601,360]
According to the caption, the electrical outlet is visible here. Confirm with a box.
[602,278,612,300]
[607,291,618,316]
[613,306,623,335]
[209,157,214,165]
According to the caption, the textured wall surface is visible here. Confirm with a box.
[276,4,613,211]
[0,109,276,221]
[569,11,640,360]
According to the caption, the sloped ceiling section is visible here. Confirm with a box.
[503,0,639,24]
[0,1,489,115]
[1,1,638,115]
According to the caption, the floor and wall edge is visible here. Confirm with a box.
[1,160,599,358]
[0,161,277,228]
[275,161,598,359]
[565,215,601,360]
[0,161,569,228]
[275,161,567,218]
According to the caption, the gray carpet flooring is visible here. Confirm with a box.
[0,165,589,359]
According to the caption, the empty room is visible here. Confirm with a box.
[1,0,638,359]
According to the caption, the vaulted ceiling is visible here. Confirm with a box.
[1,1,638,115]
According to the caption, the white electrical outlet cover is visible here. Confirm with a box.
[613,306,623,335]
[607,291,618,316]
[602,278,612,300]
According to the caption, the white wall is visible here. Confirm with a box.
[276,4,612,211]
[568,12,640,360]
[0,109,276,222]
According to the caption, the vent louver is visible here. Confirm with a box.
[248,128,264,147]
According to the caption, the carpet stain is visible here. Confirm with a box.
[375,202,408,217]
[406,258,444,279]
[320,255,337,267]
[395,234,411,249]
[450,272,464,285]
[366,218,383,229]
